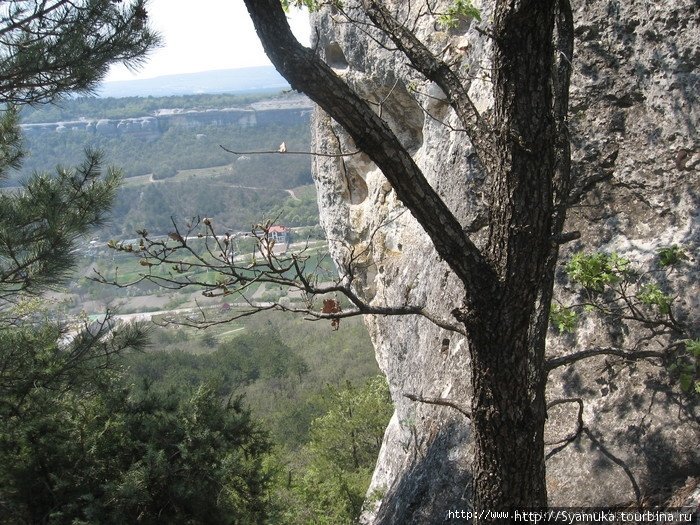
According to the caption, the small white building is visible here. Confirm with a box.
[268,225,290,244]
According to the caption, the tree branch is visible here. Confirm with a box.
[243,0,497,307]
[404,392,471,419]
[360,0,495,166]
[0,0,73,38]
[93,220,467,335]
[545,343,681,372]
[219,144,361,158]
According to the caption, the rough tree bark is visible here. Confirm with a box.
[243,0,573,520]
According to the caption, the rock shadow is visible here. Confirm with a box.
[373,419,472,525]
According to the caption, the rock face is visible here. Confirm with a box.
[310,1,699,522]
[20,95,313,138]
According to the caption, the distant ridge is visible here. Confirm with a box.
[98,66,290,98]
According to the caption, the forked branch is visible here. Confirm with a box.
[243,0,498,307]
[92,218,466,335]
[219,145,362,158]
[360,0,495,167]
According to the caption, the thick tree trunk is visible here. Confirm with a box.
[461,313,548,517]
[458,1,558,517]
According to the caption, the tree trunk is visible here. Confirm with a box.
[451,1,558,516]
[460,311,548,517]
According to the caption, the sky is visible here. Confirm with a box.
[106,1,311,82]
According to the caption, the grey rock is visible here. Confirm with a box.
[95,118,117,135]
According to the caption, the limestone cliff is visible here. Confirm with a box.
[309,0,698,522]
[20,95,312,138]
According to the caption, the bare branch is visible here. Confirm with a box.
[360,0,495,166]
[404,392,471,419]
[93,219,467,335]
[546,343,682,372]
[219,144,362,158]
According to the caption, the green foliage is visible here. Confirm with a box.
[0,372,270,524]
[549,303,578,333]
[559,249,696,400]
[0,317,147,414]
[687,339,700,359]
[637,283,673,314]
[0,107,24,178]
[267,376,393,525]
[14,104,315,237]
[124,313,377,449]
[19,92,279,124]
[281,0,340,11]
[0,1,280,521]
[671,339,700,395]
[0,151,121,296]
[266,184,320,228]
[562,250,684,321]
[117,314,383,523]
[107,176,315,238]
[217,330,306,383]
[438,0,482,28]
[17,118,311,183]
[657,244,689,268]
[309,377,392,470]
[565,251,631,293]
[152,163,177,180]
[126,329,308,395]
[0,0,159,105]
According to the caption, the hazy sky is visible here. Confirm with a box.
[106,1,311,82]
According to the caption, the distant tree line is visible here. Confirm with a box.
[19,91,287,123]
[15,106,317,238]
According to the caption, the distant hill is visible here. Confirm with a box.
[12,89,314,237]
[98,66,290,98]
